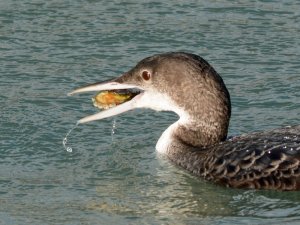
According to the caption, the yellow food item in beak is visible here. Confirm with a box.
[92,91,134,110]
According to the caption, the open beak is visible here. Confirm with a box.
[68,78,144,124]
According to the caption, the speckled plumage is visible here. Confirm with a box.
[168,125,300,190]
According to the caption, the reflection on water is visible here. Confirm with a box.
[86,157,300,221]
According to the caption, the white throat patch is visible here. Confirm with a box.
[134,90,191,154]
[155,122,179,154]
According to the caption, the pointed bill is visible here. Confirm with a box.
[68,79,138,96]
[69,79,144,124]
[77,96,138,124]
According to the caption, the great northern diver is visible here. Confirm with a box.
[69,52,300,191]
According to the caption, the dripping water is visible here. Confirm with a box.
[111,119,117,141]
[63,122,79,152]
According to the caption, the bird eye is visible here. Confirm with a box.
[141,70,151,81]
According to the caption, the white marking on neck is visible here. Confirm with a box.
[135,89,191,154]
[155,114,191,154]
[156,121,178,154]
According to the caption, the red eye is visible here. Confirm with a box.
[142,71,151,81]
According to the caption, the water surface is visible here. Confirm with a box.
[1,0,300,224]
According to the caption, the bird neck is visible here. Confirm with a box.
[156,115,229,155]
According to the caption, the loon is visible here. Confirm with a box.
[69,52,300,191]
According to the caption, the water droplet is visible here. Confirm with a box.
[111,119,117,136]
[63,123,78,153]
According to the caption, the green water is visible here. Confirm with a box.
[1,1,300,224]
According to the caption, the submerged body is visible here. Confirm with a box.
[69,52,300,191]
[167,124,300,190]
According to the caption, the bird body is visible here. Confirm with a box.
[167,124,300,190]
[70,52,300,190]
